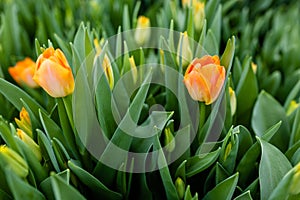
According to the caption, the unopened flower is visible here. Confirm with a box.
[8,57,39,88]
[164,128,175,152]
[177,31,193,69]
[289,162,300,195]
[251,62,257,74]
[193,1,205,31]
[0,145,28,178]
[229,87,237,116]
[15,107,32,137]
[134,16,151,46]
[287,100,299,116]
[17,129,42,162]
[94,39,114,89]
[33,47,74,98]
[128,56,138,84]
[183,55,226,105]
[175,177,185,199]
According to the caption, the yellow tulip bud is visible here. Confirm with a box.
[287,100,299,116]
[33,47,75,98]
[289,162,300,195]
[134,16,151,46]
[15,107,32,138]
[17,129,42,162]
[193,1,205,32]
[94,39,114,89]
[177,31,193,69]
[0,145,28,178]
[164,128,175,152]
[175,177,185,199]
[128,56,138,84]
[251,62,257,74]
[8,57,39,88]
[224,142,232,161]
[229,87,237,116]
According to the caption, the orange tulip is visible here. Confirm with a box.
[183,55,225,105]
[33,47,74,98]
[8,57,39,88]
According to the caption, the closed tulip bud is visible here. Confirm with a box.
[15,107,32,138]
[177,31,193,69]
[287,100,299,116]
[193,1,205,32]
[0,145,28,178]
[175,177,185,199]
[94,39,114,89]
[183,55,226,105]
[128,56,138,84]
[251,62,257,74]
[164,128,175,152]
[17,129,42,162]
[289,162,300,195]
[33,47,74,98]
[223,142,232,161]
[134,16,151,46]
[8,57,39,88]
[229,87,237,116]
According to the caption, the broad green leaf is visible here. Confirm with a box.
[186,147,221,177]
[252,91,290,151]
[236,121,281,188]
[204,30,218,55]
[257,138,292,200]
[209,5,222,47]
[50,171,86,200]
[0,79,46,117]
[39,110,66,144]
[5,169,45,200]
[236,56,258,126]
[68,161,122,199]
[203,172,239,200]
[205,0,220,27]
[235,125,253,162]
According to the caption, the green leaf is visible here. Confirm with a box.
[93,70,152,186]
[203,172,239,200]
[50,171,86,200]
[236,57,258,126]
[236,121,282,188]
[221,36,235,71]
[37,130,60,172]
[215,162,229,184]
[209,5,222,47]
[153,134,179,200]
[68,161,122,199]
[257,137,292,200]
[233,191,253,200]
[204,29,218,55]
[252,91,290,151]
[0,79,46,118]
[5,168,45,200]
[186,147,221,177]
[205,0,220,27]
[39,110,66,144]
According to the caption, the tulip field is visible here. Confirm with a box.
[0,0,300,199]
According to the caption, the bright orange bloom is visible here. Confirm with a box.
[183,55,225,105]
[8,57,39,88]
[33,47,74,98]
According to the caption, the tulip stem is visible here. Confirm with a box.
[199,102,206,135]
